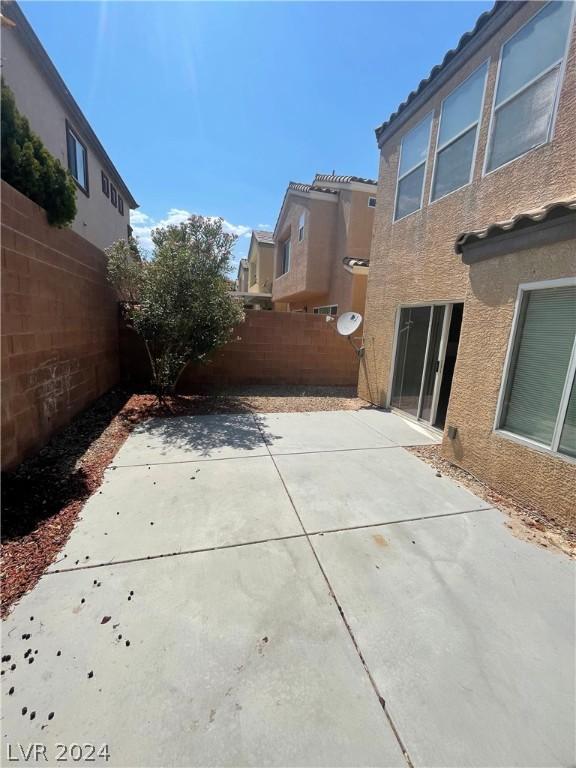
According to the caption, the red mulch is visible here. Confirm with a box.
[1,386,365,617]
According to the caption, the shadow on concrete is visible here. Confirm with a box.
[122,411,277,462]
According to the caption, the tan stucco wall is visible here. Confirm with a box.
[360,3,576,406]
[272,187,374,315]
[1,24,130,251]
[247,239,274,293]
[443,239,576,529]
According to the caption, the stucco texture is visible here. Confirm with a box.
[359,3,576,523]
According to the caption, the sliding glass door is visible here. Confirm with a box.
[390,303,457,426]
[390,307,431,416]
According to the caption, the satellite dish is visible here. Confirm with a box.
[336,312,362,337]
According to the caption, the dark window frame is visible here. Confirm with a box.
[65,119,89,196]
[110,184,118,208]
[118,196,124,216]
[101,171,109,197]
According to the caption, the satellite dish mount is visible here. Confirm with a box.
[334,312,364,357]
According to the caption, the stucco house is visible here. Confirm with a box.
[359,0,576,524]
[1,0,137,251]
[247,230,275,295]
[236,259,249,293]
[271,174,375,316]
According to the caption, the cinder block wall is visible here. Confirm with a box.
[1,181,119,470]
[121,310,360,390]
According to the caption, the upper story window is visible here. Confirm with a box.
[298,212,306,242]
[368,196,377,208]
[485,1,574,173]
[497,280,576,458]
[110,184,117,208]
[394,112,433,220]
[101,171,109,197]
[118,196,124,216]
[66,123,88,193]
[279,239,290,275]
[431,62,488,202]
[313,305,338,316]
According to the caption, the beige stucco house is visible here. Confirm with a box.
[359,0,576,526]
[236,259,249,293]
[247,230,275,295]
[271,174,375,316]
[1,0,137,251]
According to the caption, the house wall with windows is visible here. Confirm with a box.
[1,1,136,251]
[359,1,576,522]
[247,232,275,294]
[447,237,575,526]
[272,177,375,315]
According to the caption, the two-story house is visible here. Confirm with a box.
[360,0,575,522]
[271,174,375,315]
[1,0,137,251]
[247,230,275,295]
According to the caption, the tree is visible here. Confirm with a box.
[1,80,77,227]
[106,215,244,399]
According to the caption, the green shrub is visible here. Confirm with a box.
[106,216,245,400]
[1,79,76,227]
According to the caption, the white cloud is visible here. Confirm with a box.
[257,223,272,230]
[130,207,252,256]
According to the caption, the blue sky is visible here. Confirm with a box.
[22,0,492,271]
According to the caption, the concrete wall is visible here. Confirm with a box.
[444,238,576,529]
[121,310,360,390]
[1,182,119,470]
[1,20,130,252]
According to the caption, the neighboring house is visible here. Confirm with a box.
[271,174,375,316]
[360,0,576,521]
[247,230,275,295]
[236,259,249,293]
[1,0,137,251]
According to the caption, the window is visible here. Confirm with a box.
[486,1,574,173]
[279,239,290,275]
[431,62,487,201]
[66,123,88,193]
[101,171,109,197]
[118,196,124,216]
[313,305,338,316]
[394,113,433,220]
[298,212,306,242]
[110,184,117,207]
[368,196,377,208]
[497,280,576,458]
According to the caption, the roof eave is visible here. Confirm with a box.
[375,1,523,149]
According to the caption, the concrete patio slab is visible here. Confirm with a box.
[311,508,576,768]
[2,540,405,768]
[112,413,268,466]
[48,457,302,571]
[350,409,441,445]
[259,411,395,455]
[276,446,490,532]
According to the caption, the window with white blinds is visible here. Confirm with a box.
[499,282,576,457]
[485,1,574,173]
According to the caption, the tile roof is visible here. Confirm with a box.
[375,1,508,143]
[253,230,275,244]
[343,256,370,268]
[288,182,338,195]
[314,174,377,186]
[455,198,576,253]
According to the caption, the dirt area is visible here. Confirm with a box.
[407,445,576,558]
[1,386,368,616]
